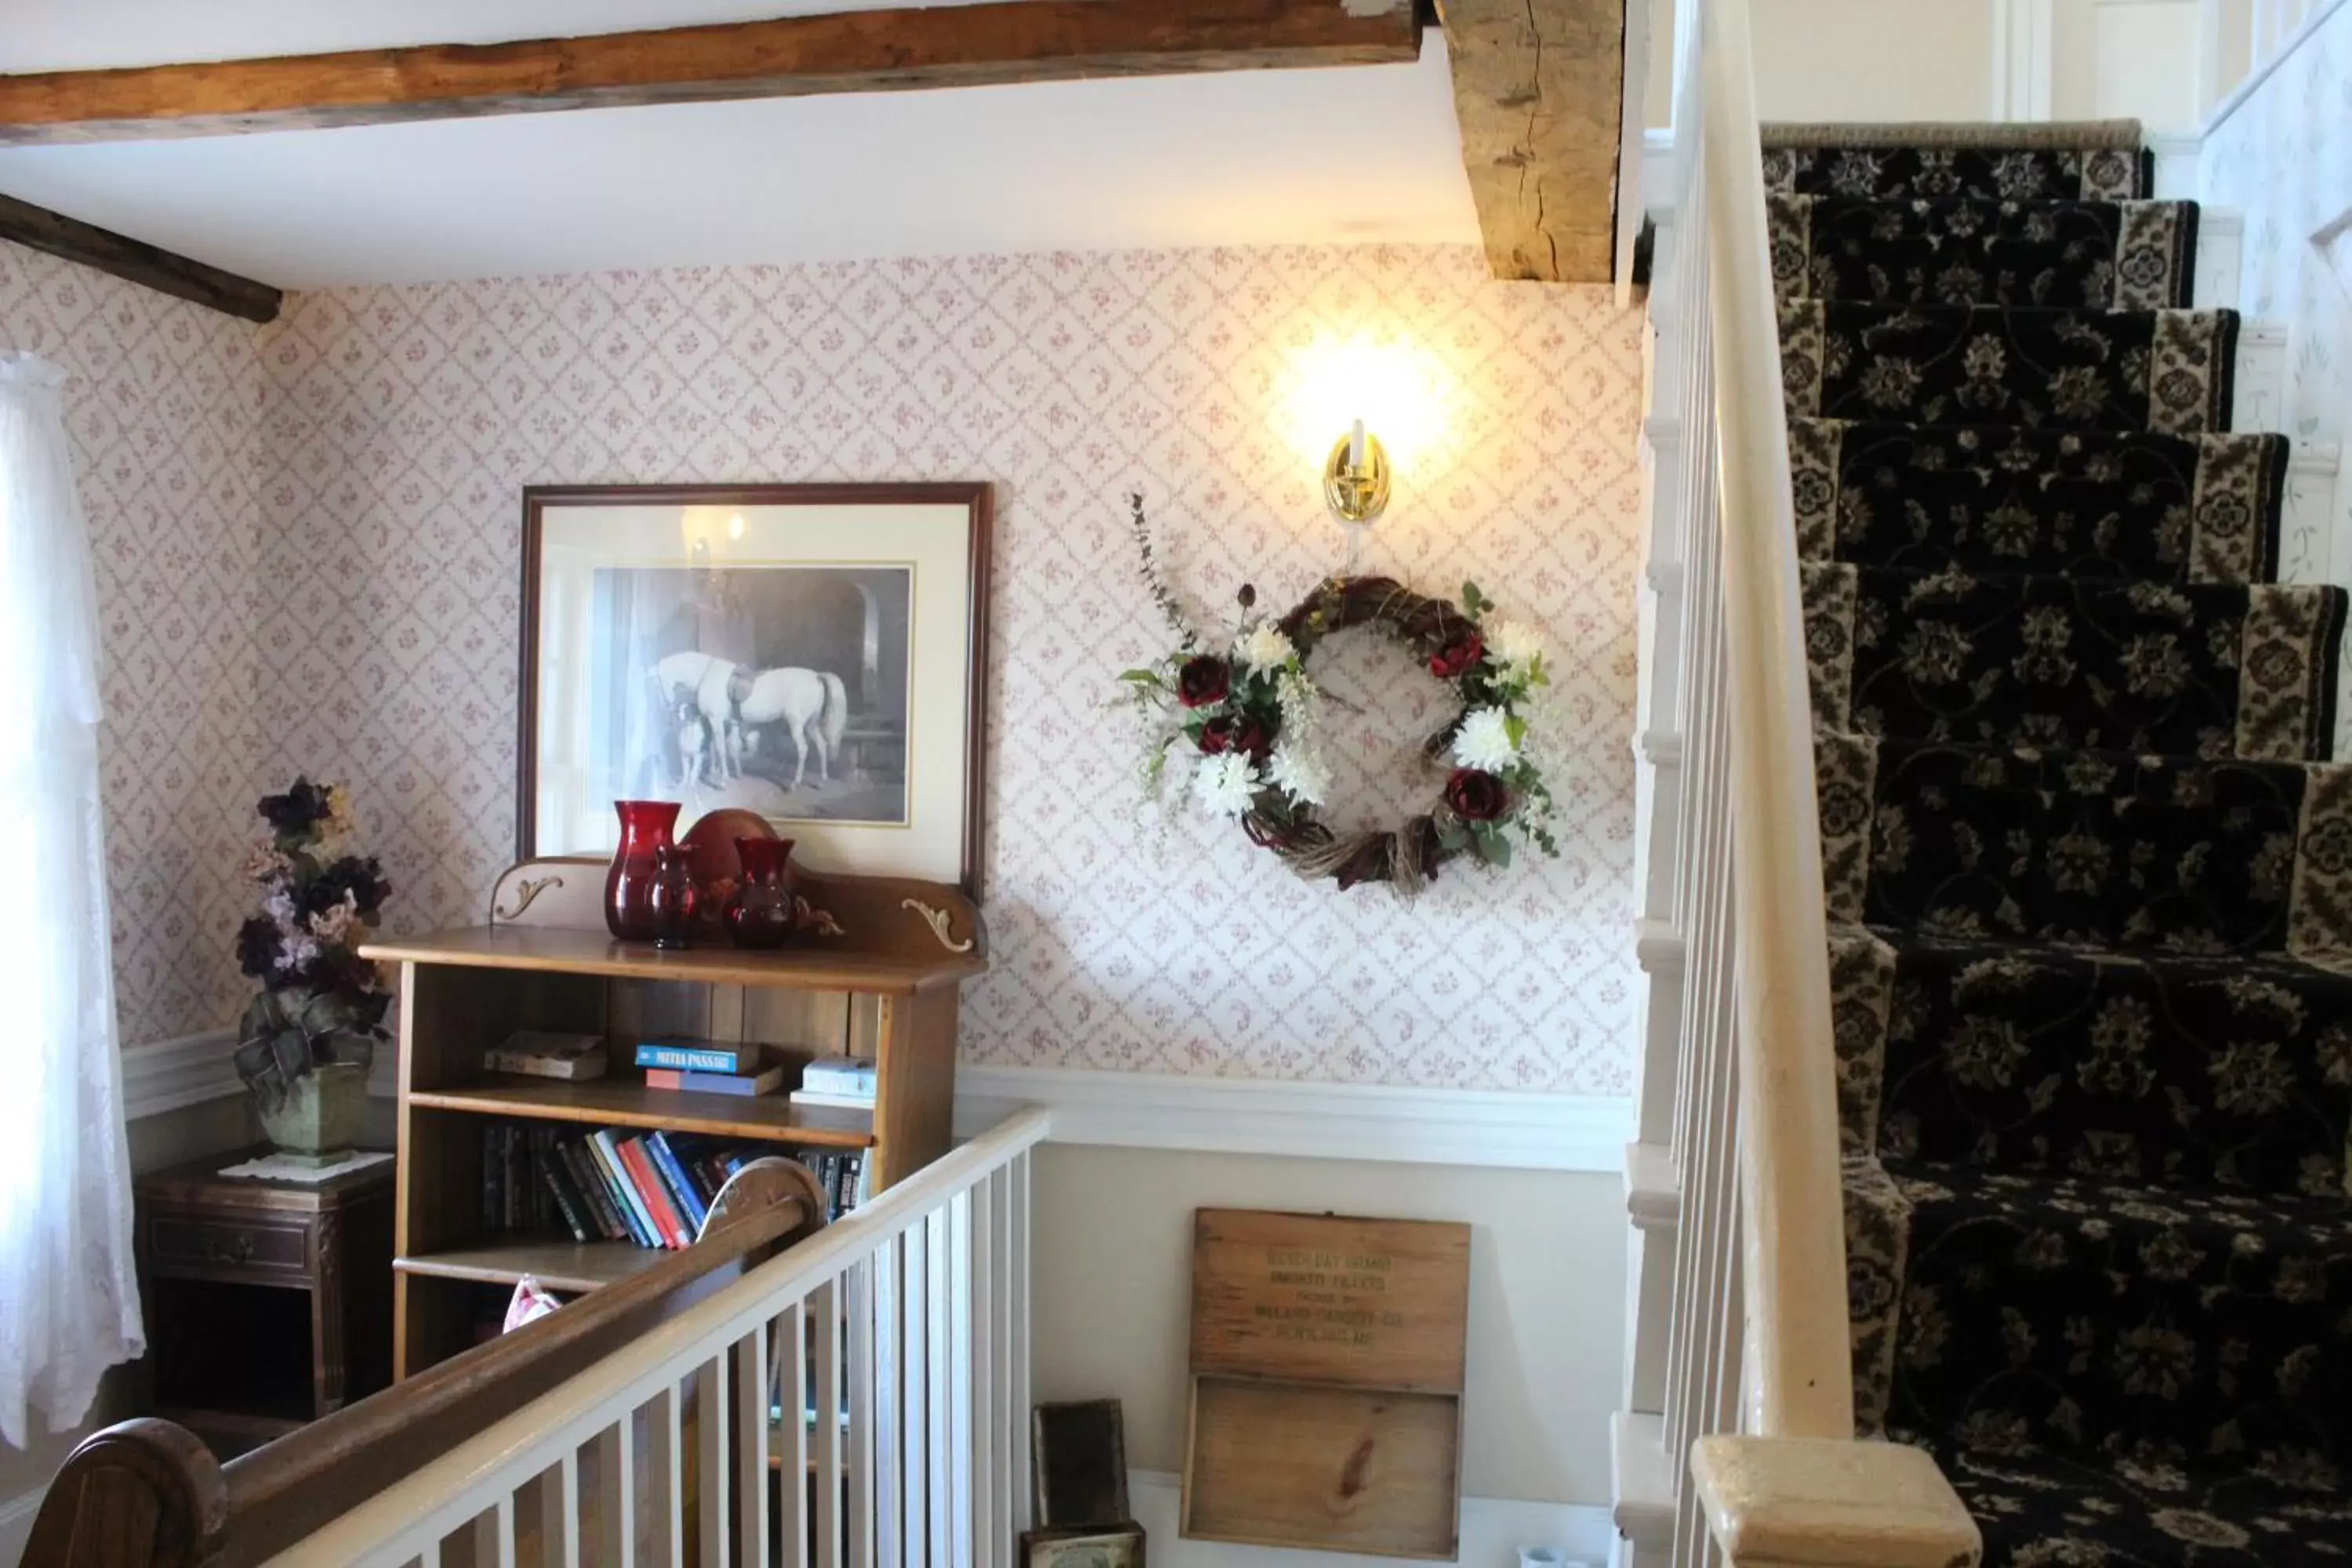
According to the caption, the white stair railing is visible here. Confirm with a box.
[266,1108,1047,1568]
[1631,2,1985,1565]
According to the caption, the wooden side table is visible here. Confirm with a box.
[136,1147,395,1455]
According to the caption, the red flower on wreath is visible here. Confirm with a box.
[1444,768,1508,822]
[1177,655,1231,708]
[1198,716,1272,762]
[1429,631,1485,681]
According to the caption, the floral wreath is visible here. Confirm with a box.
[1120,498,1556,893]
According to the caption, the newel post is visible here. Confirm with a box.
[1690,1436,1981,1568]
[20,1417,226,1568]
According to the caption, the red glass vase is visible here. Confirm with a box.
[726,837,800,950]
[604,800,682,943]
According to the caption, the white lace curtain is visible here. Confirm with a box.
[0,351,143,1448]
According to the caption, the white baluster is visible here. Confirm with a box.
[902,1224,930,1568]
[739,1321,774,1567]
[555,1453,580,1568]
[970,1173,996,1568]
[926,1208,951,1568]
[948,1191,973,1568]
[1010,1152,1032,1535]
[874,1238,902,1568]
[849,1258,877,1568]
[809,1283,839,1568]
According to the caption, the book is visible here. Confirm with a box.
[800,1054,877,1094]
[589,1130,660,1248]
[644,1065,785,1097]
[539,1159,594,1243]
[647,1132,710,1234]
[789,1087,874,1111]
[634,1037,764,1075]
[485,1030,608,1080]
[618,1137,689,1247]
[557,1138,626,1241]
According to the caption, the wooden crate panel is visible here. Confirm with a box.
[1189,1209,1470,1392]
[1183,1377,1460,1559]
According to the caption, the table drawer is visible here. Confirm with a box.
[147,1213,309,1279]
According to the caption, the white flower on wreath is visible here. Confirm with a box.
[1452,706,1520,772]
[1234,622,1297,679]
[1192,752,1262,819]
[1266,743,1330,808]
[1484,618,1545,677]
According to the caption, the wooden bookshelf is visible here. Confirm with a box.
[362,858,985,1380]
[394,1233,673,1294]
[405,1074,877,1146]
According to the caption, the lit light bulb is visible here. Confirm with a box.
[728,513,746,541]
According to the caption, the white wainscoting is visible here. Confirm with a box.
[122,1033,1635,1174]
[1127,1470,1614,1568]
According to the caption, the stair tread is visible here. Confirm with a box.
[1817,731,2352,955]
[1850,1155,2352,1468]
[1803,563,2347,761]
[1929,1417,2352,1564]
[1790,419,2290,585]
[1772,195,2198,310]
[1831,920,2352,1200]
[1762,132,2150,202]
[1780,302,2241,434]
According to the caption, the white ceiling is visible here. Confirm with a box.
[0,1,1479,291]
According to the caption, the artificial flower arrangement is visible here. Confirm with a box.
[231,777,394,1112]
[1119,497,1556,893]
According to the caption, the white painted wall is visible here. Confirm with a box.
[1642,0,2215,129]
[1027,1143,1626,1510]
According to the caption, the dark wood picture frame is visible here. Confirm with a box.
[517,482,993,899]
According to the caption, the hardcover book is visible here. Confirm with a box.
[633,1037,764,1075]
[484,1030,608,1080]
[645,1065,786,1098]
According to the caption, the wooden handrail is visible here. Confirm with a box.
[24,1162,828,1568]
[1696,0,1853,1440]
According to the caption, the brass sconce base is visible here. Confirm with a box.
[1323,431,1392,525]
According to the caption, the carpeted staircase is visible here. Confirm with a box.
[1767,123,2352,1563]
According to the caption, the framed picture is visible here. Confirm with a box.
[1020,1526,1145,1568]
[518,483,992,895]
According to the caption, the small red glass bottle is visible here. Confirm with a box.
[726,837,800,949]
[604,800,682,943]
[647,843,699,950]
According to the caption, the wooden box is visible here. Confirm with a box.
[1180,1208,1471,1559]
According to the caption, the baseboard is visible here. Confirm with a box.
[954,1066,1633,1172]
[1127,1469,1614,1568]
[1,1481,40,1568]
[124,1033,1632,1174]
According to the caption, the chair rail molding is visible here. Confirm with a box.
[953,1065,1633,1171]
[119,1036,1632,1172]
[121,1029,241,1120]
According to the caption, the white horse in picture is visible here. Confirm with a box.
[738,666,849,790]
[652,650,850,793]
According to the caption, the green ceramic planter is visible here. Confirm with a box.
[256,1060,368,1166]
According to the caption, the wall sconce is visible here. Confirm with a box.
[1323,418,1391,528]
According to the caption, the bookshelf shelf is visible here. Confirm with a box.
[365,860,982,1381]
[395,1235,671,1294]
[408,1076,876,1148]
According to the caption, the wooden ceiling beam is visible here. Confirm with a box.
[0,193,281,321]
[1436,0,1626,284]
[0,0,1422,147]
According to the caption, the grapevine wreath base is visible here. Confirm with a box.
[1123,517,1556,895]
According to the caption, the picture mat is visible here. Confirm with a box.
[531,501,974,884]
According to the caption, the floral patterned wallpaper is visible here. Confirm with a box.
[5,240,1646,1092]
[2198,0,2352,585]
[0,241,267,1051]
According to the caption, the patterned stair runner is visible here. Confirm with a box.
[1770,121,2352,1561]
